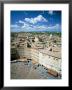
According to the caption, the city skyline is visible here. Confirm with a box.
[11,11,61,32]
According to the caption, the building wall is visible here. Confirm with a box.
[31,49,39,62]
[39,52,61,74]
[17,48,25,58]
[24,48,31,59]
[17,48,31,59]
[17,47,61,74]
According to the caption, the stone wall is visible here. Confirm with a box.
[17,47,61,75]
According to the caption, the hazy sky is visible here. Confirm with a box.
[11,11,61,32]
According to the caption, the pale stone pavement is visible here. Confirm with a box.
[11,60,61,79]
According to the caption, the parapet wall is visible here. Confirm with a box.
[17,47,61,76]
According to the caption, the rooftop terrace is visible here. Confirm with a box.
[11,60,61,79]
